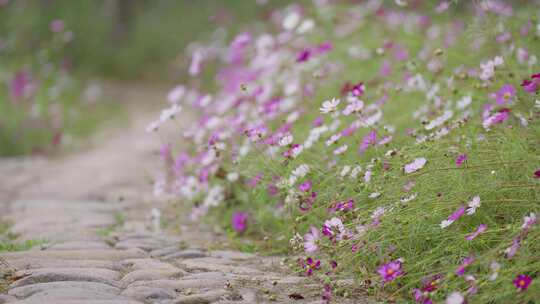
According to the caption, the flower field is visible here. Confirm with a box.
[150,1,539,303]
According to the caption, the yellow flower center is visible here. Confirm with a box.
[503,92,511,100]
[519,280,525,286]
[387,269,395,275]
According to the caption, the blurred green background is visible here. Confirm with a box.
[0,0,291,156]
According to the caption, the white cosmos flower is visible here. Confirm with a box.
[446,292,464,304]
[466,196,481,215]
[320,98,341,114]
[279,133,293,146]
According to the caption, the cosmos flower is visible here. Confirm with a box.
[446,292,464,304]
[465,224,487,241]
[231,212,248,233]
[494,84,516,105]
[521,212,537,230]
[303,257,321,276]
[279,133,294,146]
[440,206,465,228]
[322,217,347,240]
[377,260,403,283]
[50,19,65,32]
[455,256,474,276]
[466,196,481,215]
[320,98,341,114]
[298,180,312,192]
[521,73,540,93]
[404,158,427,174]
[455,154,467,167]
[513,274,532,291]
[351,82,365,96]
[505,238,520,259]
[303,226,320,253]
[359,130,377,154]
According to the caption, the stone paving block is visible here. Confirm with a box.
[48,241,111,250]
[209,251,255,261]
[8,281,121,299]
[15,300,143,304]
[162,250,209,260]
[177,258,262,275]
[172,289,230,304]
[3,258,121,271]
[9,267,122,289]
[129,278,229,292]
[121,286,176,302]
[121,269,185,285]
[121,258,179,271]
[0,248,146,261]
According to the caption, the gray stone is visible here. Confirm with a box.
[115,239,164,251]
[0,294,16,303]
[121,269,184,285]
[177,258,261,275]
[4,258,120,271]
[49,241,111,250]
[121,286,176,302]
[121,258,179,271]
[210,251,255,261]
[9,267,122,289]
[149,246,180,258]
[9,281,121,298]
[16,300,142,304]
[163,250,208,260]
[17,288,122,301]
[173,289,228,304]
[0,249,146,261]
[128,278,227,291]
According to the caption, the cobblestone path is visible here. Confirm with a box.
[0,84,367,304]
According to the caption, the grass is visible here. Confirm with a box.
[0,221,45,253]
[156,1,540,303]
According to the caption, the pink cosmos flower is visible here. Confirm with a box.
[482,108,510,130]
[413,289,433,304]
[231,212,248,233]
[299,180,312,192]
[455,256,474,276]
[377,260,403,283]
[296,49,311,63]
[513,274,532,291]
[351,82,365,97]
[455,154,467,167]
[440,206,465,228]
[534,169,540,179]
[359,130,377,154]
[50,19,65,32]
[322,217,347,240]
[404,158,427,174]
[9,71,32,101]
[302,257,321,276]
[494,84,516,105]
[303,226,320,253]
[446,292,464,304]
[505,238,520,259]
[465,224,487,241]
[521,73,540,93]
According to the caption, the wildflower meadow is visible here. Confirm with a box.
[148,1,540,303]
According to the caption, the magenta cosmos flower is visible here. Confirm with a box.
[231,212,248,233]
[465,224,487,241]
[494,84,516,105]
[513,274,532,291]
[303,226,320,253]
[455,154,467,167]
[521,73,540,93]
[378,260,403,283]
